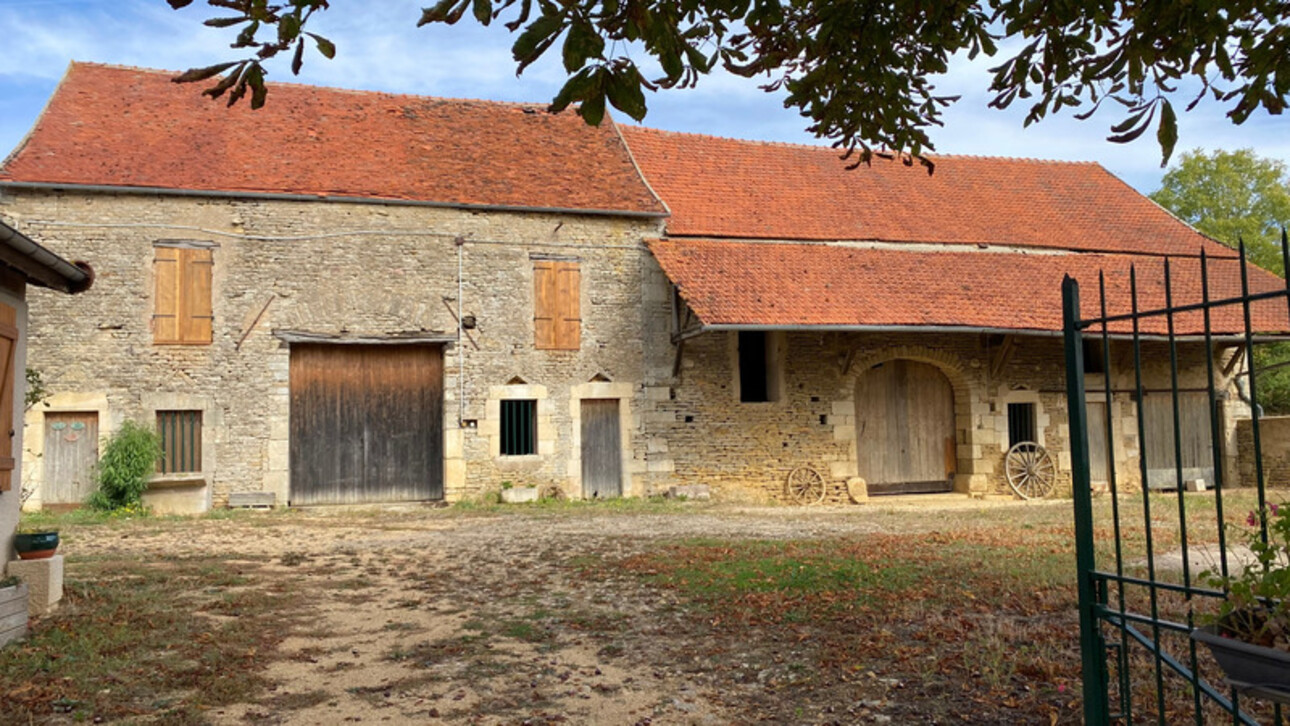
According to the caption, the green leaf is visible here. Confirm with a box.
[473,0,493,25]
[292,39,306,75]
[1156,100,1178,167]
[513,14,565,69]
[579,92,606,125]
[204,16,247,28]
[172,62,239,84]
[248,66,269,110]
[166,0,194,8]
[605,66,648,121]
[562,20,605,73]
[307,32,336,59]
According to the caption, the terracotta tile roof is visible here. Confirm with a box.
[621,126,1230,257]
[649,239,1290,335]
[0,63,666,215]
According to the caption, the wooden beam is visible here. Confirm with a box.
[1222,346,1247,378]
[990,335,1017,379]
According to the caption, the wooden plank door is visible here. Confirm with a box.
[1087,401,1110,485]
[581,399,622,499]
[1142,392,1215,489]
[43,412,100,506]
[855,360,956,495]
[290,344,443,505]
[0,302,16,494]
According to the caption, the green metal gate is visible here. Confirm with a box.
[1066,240,1289,725]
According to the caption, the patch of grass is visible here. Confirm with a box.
[0,556,303,724]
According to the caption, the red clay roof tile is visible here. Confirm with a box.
[649,239,1289,335]
[621,126,1231,257]
[0,63,665,215]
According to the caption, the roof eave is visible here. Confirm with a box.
[686,322,1277,343]
[0,220,92,294]
[0,181,669,220]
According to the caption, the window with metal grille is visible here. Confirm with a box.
[157,410,202,474]
[1007,402,1037,447]
[500,400,537,456]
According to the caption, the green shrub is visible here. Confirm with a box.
[88,420,162,512]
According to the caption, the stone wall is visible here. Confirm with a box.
[1236,416,1290,489]
[6,189,667,509]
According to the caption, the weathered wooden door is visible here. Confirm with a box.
[581,399,622,498]
[1087,401,1110,485]
[43,412,100,506]
[0,302,15,495]
[855,360,956,495]
[1142,392,1214,489]
[290,344,443,505]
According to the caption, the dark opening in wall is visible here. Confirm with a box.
[1008,402,1037,447]
[739,331,780,403]
[500,399,537,456]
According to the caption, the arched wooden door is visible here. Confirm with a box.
[855,360,956,495]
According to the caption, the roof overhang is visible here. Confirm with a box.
[0,220,92,294]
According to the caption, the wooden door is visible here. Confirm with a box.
[581,399,622,499]
[0,303,15,494]
[1087,401,1110,485]
[855,360,956,495]
[43,412,100,506]
[290,344,443,505]
[1142,392,1215,489]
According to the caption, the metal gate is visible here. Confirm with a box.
[1065,241,1289,725]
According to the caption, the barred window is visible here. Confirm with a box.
[158,410,202,474]
[1007,402,1037,447]
[500,400,537,456]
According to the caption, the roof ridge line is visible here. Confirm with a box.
[67,60,558,111]
[621,124,1103,165]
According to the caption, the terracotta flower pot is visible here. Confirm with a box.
[14,531,59,560]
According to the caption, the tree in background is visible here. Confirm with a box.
[1152,149,1290,273]
[1152,149,1290,413]
[166,0,1290,168]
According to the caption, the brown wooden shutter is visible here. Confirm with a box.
[181,248,213,344]
[534,261,557,349]
[555,262,581,350]
[0,303,16,492]
[154,246,212,344]
[153,246,181,343]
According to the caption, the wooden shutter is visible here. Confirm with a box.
[534,261,557,349]
[555,262,581,350]
[154,247,181,343]
[154,246,212,344]
[181,249,213,343]
[0,303,16,492]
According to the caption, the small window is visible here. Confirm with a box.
[534,260,580,350]
[1007,402,1037,447]
[500,400,537,456]
[157,410,202,474]
[1083,339,1106,374]
[154,244,213,345]
[739,331,781,403]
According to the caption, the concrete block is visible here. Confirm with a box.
[831,400,853,415]
[666,484,710,500]
[1186,478,1208,492]
[228,491,275,509]
[832,425,855,441]
[846,477,868,503]
[645,386,672,401]
[500,486,538,503]
[646,438,669,454]
[7,556,63,617]
[0,583,28,646]
[647,458,675,473]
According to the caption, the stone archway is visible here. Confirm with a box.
[847,346,983,494]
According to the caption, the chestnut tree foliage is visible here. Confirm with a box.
[168,0,1289,167]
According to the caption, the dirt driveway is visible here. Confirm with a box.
[21,497,1088,725]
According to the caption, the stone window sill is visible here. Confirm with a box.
[147,473,207,490]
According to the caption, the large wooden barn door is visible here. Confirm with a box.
[43,412,99,507]
[855,360,956,495]
[581,399,622,498]
[290,344,443,505]
[1142,392,1214,489]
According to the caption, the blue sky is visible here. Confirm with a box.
[2,0,1288,194]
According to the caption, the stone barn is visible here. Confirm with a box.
[1,62,1282,510]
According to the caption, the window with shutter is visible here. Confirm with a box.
[154,244,213,344]
[534,260,580,350]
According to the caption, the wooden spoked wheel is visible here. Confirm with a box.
[786,466,827,505]
[1005,442,1057,500]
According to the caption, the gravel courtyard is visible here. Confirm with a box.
[6,496,1100,725]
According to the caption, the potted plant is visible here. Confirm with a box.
[13,525,59,560]
[1193,503,1290,699]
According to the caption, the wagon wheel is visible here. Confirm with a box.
[1005,442,1057,500]
[785,466,827,505]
